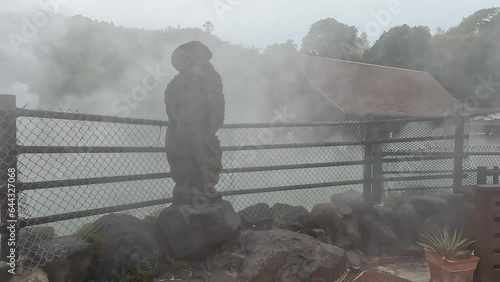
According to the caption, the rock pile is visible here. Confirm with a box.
[9,191,471,282]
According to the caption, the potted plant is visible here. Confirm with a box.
[418,228,479,282]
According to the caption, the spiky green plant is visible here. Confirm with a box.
[417,229,474,260]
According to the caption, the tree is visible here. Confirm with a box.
[435,26,446,35]
[301,18,364,61]
[263,39,298,55]
[358,32,370,53]
[447,8,500,35]
[430,8,500,107]
[363,25,433,71]
[203,21,214,34]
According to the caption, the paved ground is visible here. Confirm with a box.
[344,256,430,282]
[375,260,430,282]
[351,270,412,282]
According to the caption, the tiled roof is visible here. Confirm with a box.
[295,55,463,117]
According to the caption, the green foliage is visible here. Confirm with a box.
[169,258,189,271]
[360,8,500,108]
[125,268,156,282]
[429,8,500,107]
[216,242,233,253]
[363,25,433,71]
[77,223,104,256]
[301,18,364,61]
[417,229,474,260]
[203,21,214,34]
[447,8,500,35]
[263,39,298,55]
[76,222,93,236]
[87,233,104,257]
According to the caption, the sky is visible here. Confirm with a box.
[2,0,499,48]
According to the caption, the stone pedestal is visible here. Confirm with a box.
[155,200,241,261]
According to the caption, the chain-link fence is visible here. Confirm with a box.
[467,113,500,185]
[381,116,470,199]
[1,106,372,273]
[1,94,499,274]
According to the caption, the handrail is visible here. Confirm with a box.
[16,108,466,128]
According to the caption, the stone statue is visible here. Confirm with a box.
[164,41,225,206]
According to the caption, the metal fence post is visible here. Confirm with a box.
[0,94,17,263]
[477,166,488,185]
[372,123,383,204]
[493,166,499,185]
[453,116,465,194]
[363,123,373,203]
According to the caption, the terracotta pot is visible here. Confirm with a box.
[424,249,480,282]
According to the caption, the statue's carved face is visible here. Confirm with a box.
[171,41,212,76]
[185,63,205,80]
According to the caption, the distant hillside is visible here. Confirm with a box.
[0,14,279,122]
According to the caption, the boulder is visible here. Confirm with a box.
[345,250,362,270]
[238,203,273,231]
[18,226,56,269]
[238,229,347,282]
[43,236,95,282]
[156,200,241,261]
[91,213,160,281]
[19,226,55,243]
[16,229,95,282]
[10,267,49,282]
[0,262,11,282]
[209,270,238,282]
[372,205,393,226]
[271,203,313,232]
[162,270,237,282]
[209,252,245,273]
[393,202,420,244]
[307,229,330,244]
[358,209,398,255]
[359,207,397,244]
[393,195,452,244]
[439,194,474,234]
[398,194,448,217]
[310,202,361,249]
[330,189,364,210]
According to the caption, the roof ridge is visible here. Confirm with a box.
[299,68,345,114]
[296,54,429,75]
[422,72,463,107]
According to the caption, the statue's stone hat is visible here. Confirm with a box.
[171,41,212,72]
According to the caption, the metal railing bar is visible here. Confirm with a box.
[16,109,169,126]
[469,152,500,156]
[382,154,468,162]
[16,108,461,128]
[17,135,464,154]
[21,179,366,226]
[19,160,366,190]
[383,174,456,182]
[22,197,173,227]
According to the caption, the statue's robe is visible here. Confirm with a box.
[165,61,224,204]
